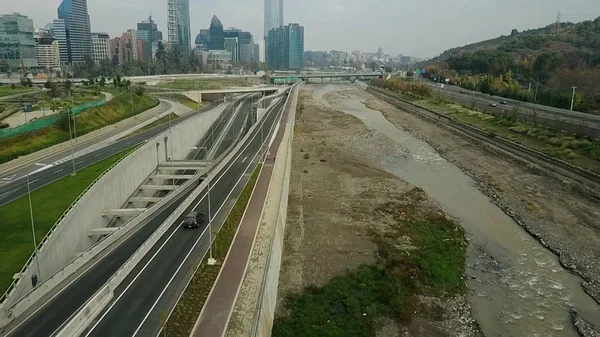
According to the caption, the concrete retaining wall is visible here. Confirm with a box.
[1,104,227,311]
[223,84,299,337]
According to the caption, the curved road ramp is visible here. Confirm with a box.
[0,102,230,330]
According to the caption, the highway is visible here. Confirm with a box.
[82,98,286,337]
[425,81,600,138]
[0,100,221,207]
[1,95,254,337]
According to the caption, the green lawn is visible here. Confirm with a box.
[0,93,158,164]
[157,78,256,90]
[0,86,37,97]
[157,93,200,110]
[419,99,600,173]
[273,197,468,337]
[0,147,135,295]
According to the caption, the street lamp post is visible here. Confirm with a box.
[27,173,42,287]
[190,146,215,265]
[570,86,577,111]
[67,107,76,176]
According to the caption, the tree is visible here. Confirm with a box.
[63,80,72,97]
[99,77,106,87]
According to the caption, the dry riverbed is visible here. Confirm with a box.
[273,86,481,337]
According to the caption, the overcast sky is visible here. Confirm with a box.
[4,0,600,58]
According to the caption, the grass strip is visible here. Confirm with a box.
[126,113,180,137]
[273,189,469,337]
[0,93,158,164]
[157,93,201,110]
[419,99,600,173]
[0,146,136,294]
[157,78,255,91]
[0,86,37,97]
[163,164,262,337]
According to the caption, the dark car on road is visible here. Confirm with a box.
[183,211,205,228]
[489,103,497,107]
[500,101,508,104]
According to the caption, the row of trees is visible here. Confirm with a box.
[371,78,433,97]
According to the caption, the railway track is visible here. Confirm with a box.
[367,86,600,201]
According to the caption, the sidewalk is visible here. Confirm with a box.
[190,93,290,337]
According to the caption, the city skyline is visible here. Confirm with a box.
[2,0,600,58]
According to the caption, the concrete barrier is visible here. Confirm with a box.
[54,284,113,337]
[0,104,228,325]
[222,83,300,337]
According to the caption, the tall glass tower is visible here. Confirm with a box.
[57,0,92,65]
[0,13,38,69]
[167,0,191,57]
[264,0,283,39]
[264,0,283,68]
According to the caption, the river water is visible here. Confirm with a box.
[327,86,600,337]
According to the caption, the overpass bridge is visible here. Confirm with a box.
[270,72,381,84]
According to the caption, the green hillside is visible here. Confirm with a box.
[423,17,600,114]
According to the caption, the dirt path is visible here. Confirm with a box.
[275,85,480,337]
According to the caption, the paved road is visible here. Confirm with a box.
[190,87,293,337]
[0,98,249,337]
[82,98,287,337]
[425,81,600,137]
[0,101,224,207]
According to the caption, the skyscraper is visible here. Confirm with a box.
[137,16,162,60]
[57,0,92,65]
[209,15,224,51]
[0,13,38,69]
[264,0,283,39]
[195,29,210,51]
[167,0,191,57]
[267,23,304,70]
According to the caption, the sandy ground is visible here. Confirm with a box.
[359,89,600,304]
[276,85,480,337]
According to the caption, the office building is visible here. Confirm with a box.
[207,50,232,69]
[264,0,283,39]
[0,13,38,69]
[267,23,304,70]
[34,29,59,70]
[57,0,93,65]
[194,29,210,51]
[224,37,239,62]
[91,32,110,63]
[209,15,224,50]
[167,0,191,56]
[137,16,162,60]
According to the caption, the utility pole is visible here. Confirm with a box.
[534,78,540,105]
[67,106,76,176]
[570,86,577,111]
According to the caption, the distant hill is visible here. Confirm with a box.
[420,17,600,113]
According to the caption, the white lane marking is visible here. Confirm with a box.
[30,179,39,184]
[34,163,47,167]
[9,98,281,337]
[76,161,84,165]
[1,174,16,181]
[0,191,14,198]
[241,156,247,163]
[132,136,264,337]
[94,153,102,157]
[54,169,63,174]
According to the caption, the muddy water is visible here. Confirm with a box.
[324,86,600,337]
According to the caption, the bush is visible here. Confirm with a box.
[0,123,8,129]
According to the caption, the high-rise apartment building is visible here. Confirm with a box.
[137,16,162,60]
[34,29,60,70]
[57,0,93,65]
[91,32,110,63]
[0,13,38,69]
[267,23,304,70]
[209,15,224,51]
[167,0,191,56]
